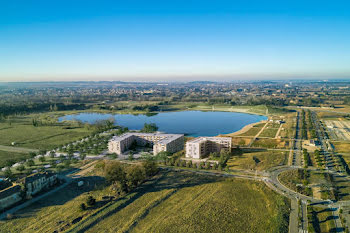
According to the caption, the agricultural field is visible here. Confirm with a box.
[0,114,92,151]
[0,170,290,233]
[227,150,288,171]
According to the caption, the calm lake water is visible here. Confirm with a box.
[59,111,267,137]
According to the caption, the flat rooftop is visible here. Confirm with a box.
[187,137,231,144]
[110,132,184,144]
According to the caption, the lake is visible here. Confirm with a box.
[58,111,267,137]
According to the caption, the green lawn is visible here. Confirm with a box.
[239,124,265,137]
[0,114,92,150]
[0,150,29,168]
[259,127,279,138]
[0,170,290,233]
[227,151,288,171]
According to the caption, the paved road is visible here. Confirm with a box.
[289,198,299,233]
[291,111,302,167]
[275,123,284,138]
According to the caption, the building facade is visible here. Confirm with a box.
[186,137,232,159]
[0,185,22,211]
[108,133,184,155]
[22,172,58,199]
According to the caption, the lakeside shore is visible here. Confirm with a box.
[224,120,268,137]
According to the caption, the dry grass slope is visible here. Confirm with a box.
[0,170,289,233]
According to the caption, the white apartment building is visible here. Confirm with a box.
[108,133,184,155]
[186,137,232,159]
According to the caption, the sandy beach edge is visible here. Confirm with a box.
[223,120,268,137]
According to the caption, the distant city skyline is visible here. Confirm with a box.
[1,0,350,81]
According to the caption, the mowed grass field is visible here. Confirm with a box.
[0,150,28,168]
[0,114,91,150]
[238,123,265,137]
[0,170,290,233]
[227,151,288,171]
[259,127,279,138]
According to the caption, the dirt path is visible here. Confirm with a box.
[274,123,283,138]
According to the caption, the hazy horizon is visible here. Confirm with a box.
[1,0,350,82]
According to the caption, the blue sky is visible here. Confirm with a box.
[1,0,350,81]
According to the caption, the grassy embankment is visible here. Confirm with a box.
[0,170,290,233]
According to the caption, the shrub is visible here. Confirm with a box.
[39,156,46,163]
[86,196,96,207]
[16,165,25,172]
[205,162,211,169]
[4,168,12,178]
[29,152,37,158]
[79,203,86,211]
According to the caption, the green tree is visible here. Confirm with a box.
[142,160,158,177]
[39,156,46,163]
[125,165,146,190]
[104,161,127,191]
[16,164,25,172]
[79,203,86,211]
[128,153,134,161]
[39,149,47,155]
[29,152,37,158]
[4,168,12,178]
[86,196,96,207]
[80,153,87,160]
[141,123,158,133]
[64,160,71,168]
